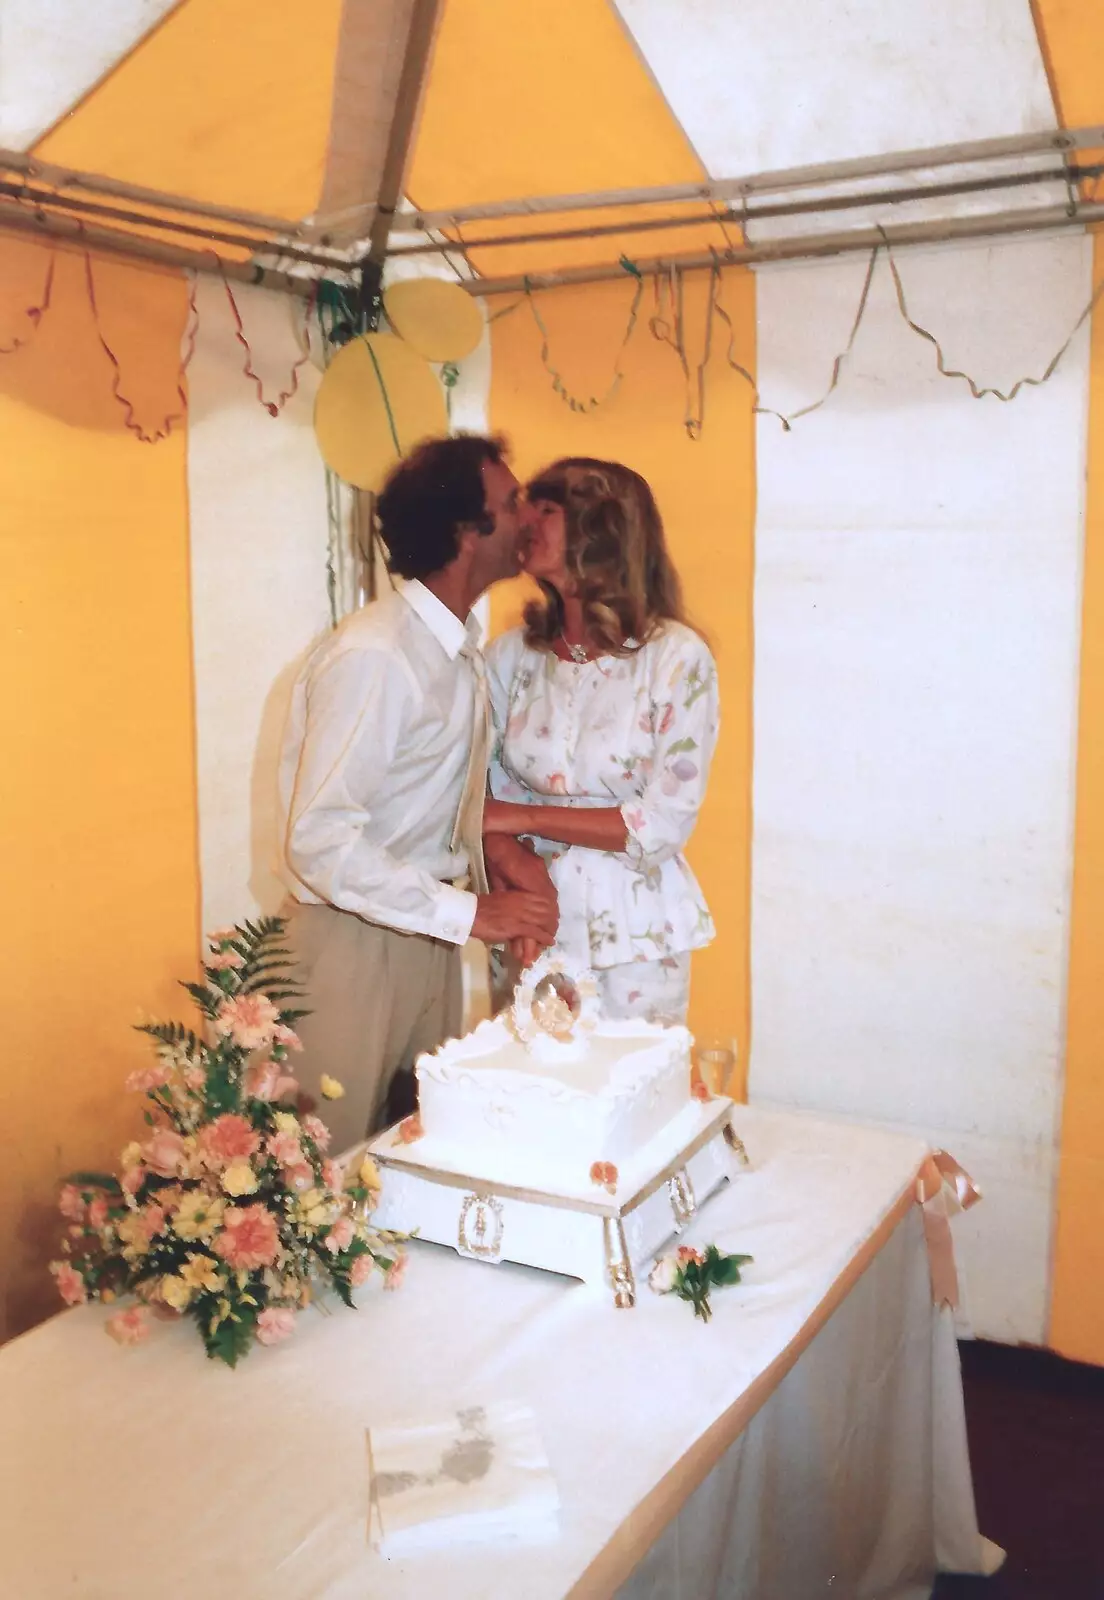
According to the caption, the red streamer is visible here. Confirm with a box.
[220,268,317,417]
[0,249,56,354]
[83,247,188,444]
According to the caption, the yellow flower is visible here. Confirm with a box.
[172,1192,226,1241]
[319,1075,345,1100]
[180,1254,224,1294]
[160,1274,194,1310]
[120,1141,143,1170]
[221,1161,259,1197]
[116,1212,151,1257]
[294,1188,334,1229]
[273,1112,300,1134]
[359,1157,382,1191]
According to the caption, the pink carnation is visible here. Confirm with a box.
[87,1195,109,1230]
[198,1114,259,1170]
[183,1062,207,1091]
[106,1306,150,1346]
[325,1215,355,1255]
[384,1253,407,1291]
[350,1253,375,1288]
[301,1114,330,1151]
[58,1185,85,1223]
[214,992,280,1052]
[51,1261,87,1306]
[284,1161,315,1192]
[126,1060,172,1093]
[244,1060,297,1101]
[266,1130,303,1167]
[143,1129,186,1177]
[208,927,239,946]
[207,949,244,971]
[273,1024,303,1053]
[321,1158,345,1191]
[214,1204,280,1271]
[141,1203,167,1241]
[121,1164,148,1197]
[256,1306,297,1345]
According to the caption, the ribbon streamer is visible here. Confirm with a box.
[915,1150,982,1310]
[524,265,644,414]
[84,247,187,444]
[220,268,317,417]
[0,248,56,355]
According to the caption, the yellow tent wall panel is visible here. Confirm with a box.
[1027,0,1104,1364]
[488,270,757,1076]
[0,239,200,1341]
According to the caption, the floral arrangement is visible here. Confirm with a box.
[49,918,404,1366]
[648,1244,753,1322]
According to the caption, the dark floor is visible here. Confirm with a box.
[932,1339,1104,1600]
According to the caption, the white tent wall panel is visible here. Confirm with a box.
[749,232,1090,1343]
[0,0,180,148]
[186,274,332,937]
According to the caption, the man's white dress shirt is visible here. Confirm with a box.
[277,580,481,945]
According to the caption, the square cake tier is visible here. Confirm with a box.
[414,1015,692,1188]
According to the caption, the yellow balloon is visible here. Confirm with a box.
[313,332,447,490]
[384,277,484,363]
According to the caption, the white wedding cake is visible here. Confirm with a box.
[367,955,740,1300]
[403,956,699,1195]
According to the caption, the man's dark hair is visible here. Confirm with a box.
[376,434,507,580]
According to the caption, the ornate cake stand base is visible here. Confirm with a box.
[366,1101,750,1308]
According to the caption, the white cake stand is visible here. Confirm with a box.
[363,1100,751,1309]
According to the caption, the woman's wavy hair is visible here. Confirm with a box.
[522,457,691,655]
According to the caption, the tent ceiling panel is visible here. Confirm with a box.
[0,0,181,149]
[614,0,1069,238]
[614,0,1057,175]
[35,0,342,223]
[406,0,730,277]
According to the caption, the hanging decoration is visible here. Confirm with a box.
[83,247,188,444]
[219,267,318,418]
[313,330,446,491]
[0,248,56,355]
[383,276,483,363]
[522,258,645,414]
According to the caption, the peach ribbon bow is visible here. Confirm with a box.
[915,1151,982,1309]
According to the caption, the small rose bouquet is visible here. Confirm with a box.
[49,918,404,1366]
[648,1243,753,1322]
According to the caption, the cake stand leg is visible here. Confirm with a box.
[668,1168,697,1230]
[604,1217,636,1309]
[723,1121,752,1168]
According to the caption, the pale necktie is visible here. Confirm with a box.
[450,642,490,895]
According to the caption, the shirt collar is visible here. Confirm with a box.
[399,579,482,660]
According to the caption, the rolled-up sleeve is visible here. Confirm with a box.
[284,649,477,943]
[619,635,720,871]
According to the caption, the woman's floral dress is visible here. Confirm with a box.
[485,620,720,992]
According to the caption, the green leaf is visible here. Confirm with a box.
[64,1170,122,1192]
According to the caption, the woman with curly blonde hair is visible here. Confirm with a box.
[482,457,719,1024]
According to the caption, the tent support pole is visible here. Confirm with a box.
[462,201,1104,297]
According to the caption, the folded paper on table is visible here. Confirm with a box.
[368,1401,560,1556]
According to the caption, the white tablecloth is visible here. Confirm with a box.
[0,1107,999,1599]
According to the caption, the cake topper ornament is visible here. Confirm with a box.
[511,953,600,1060]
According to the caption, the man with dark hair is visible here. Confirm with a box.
[277,433,557,1152]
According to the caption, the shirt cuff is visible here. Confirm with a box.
[429,882,479,945]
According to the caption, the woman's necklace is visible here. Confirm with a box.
[561,630,590,664]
